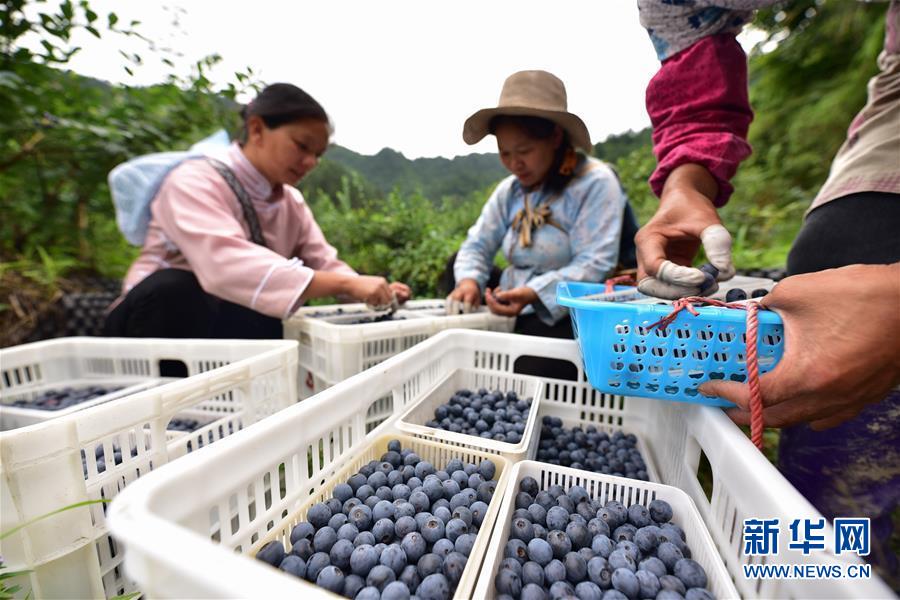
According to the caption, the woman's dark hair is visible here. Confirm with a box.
[240,83,332,141]
[488,114,585,193]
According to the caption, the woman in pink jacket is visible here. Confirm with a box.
[105,83,410,339]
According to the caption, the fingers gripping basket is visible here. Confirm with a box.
[557,282,785,407]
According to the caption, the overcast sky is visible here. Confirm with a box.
[52,1,762,159]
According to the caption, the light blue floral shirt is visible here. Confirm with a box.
[454,158,626,326]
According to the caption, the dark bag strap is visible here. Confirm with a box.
[204,157,267,248]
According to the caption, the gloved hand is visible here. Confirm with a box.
[637,224,736,299]
[446,278,481,315]
[366,291,400,313]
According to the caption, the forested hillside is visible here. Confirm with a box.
[0,0,889,340]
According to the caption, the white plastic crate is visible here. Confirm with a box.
[1,377,166,431]
[526,401,662,484]
[0,337,298,600]
[473,460,739,599]
[284,298,514,385]
[298,367,394,433]
[109,330,892,599]
[251,433,511,599]
[394,367,544,460]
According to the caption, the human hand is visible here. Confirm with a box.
[636,164,735,299]
[389,281,412,304]
[446,279,481,315]
[347,275,393,307]
[484,286,538,317]
[699,263,900,430]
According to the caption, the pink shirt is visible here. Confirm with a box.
[121,143,356,319]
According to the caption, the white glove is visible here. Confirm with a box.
[637,224,736,300]
[367,292,399,313]
[445,295,475,315]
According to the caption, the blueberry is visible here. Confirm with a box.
[470,501,489,527]
[636,569,661,598]
[414,511,433,531]
[417,573,451,600]
[356,586,381,600]
[725,288,747,302]
[615,540,639,563]
[329,538,354,570]
[591,534,615,558]
[354,531,376,547]
[343,573,366,598]
[305,551,331,582]
[659,575,687,596]
[505,538,529,563]
[433,537,456,557]
[421,517,446,544]
[566,522,592,550]
[307,502,332,529]
[564,551,587,584]
[601,588,630,599]
[547,529,573,560]
[445,518,469,542]
[454,533,477,557]
[349,504,373,531]
[544,558,566,584]
[401,531,427,563]
[313,526,337,554]
[511,517,535,543]
[633,525,660,554]
[278,554,306,579]
[350,544,379,576]
[442,551,467,586]
[674,558,708,589]
[527,537,554,566]
[415,461,436,480]
[546,506,569,531]
[699,263,719,278]
[661,522,686,543]
[479,459,496,480]
[381,580,411,600]
[451,505,473,528]
[587,556,612,588]
[337,522,359,542]
[611,567,640,599]
[371,543,403,578]
[751,288,768,298]
[639,556,667,578]
[290,538,314,560]
[607,549,636,572]
[387,439,402,453]
[418,553,444,578]
[373,499,396,521]
[588,517,611,539]
[685,588,716,600]
[626,504,651,528]
[256,540,285,567]
[343,497,362,514]
[575,580,604,600]
[501,557,524,577]
[548,580,576,598]
[290,521,315,545]
[522,560,545,586]
[495,568,523,597]
[521,583,548,600]
[520,476,539,496]
[328,512,347,531]
[399,564,421,593]
[410,490,431,514]
[657,541,685,572]
[367,564,397,591]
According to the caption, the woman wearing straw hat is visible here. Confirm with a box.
[448,70,636,372]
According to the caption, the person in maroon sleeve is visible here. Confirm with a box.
[636,0,899,586]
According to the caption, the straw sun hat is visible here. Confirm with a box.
[462,70,592,152]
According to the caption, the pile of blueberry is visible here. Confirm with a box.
[167,418,201,432]
[495,477,715,600]
[536,418,649,482]
[423,387,532,445]
[723,288,768,302]
[10,385,123,411]
[81,442,139,476]
[339,313,408,325]
[256,439,498,599]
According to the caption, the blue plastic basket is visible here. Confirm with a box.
[558,281,785,407]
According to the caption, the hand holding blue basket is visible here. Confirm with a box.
[558,281,784,446]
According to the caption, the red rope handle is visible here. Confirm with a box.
[649,297,766,450]
[604,275,636,293]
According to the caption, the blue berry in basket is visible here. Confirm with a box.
[547,530,572,559]
[415,460,436,480]
[256,540,285,567]
[574,580,604,600]
[527,504,548,528]
[638,556,666,578]
[601,591,629,600]
[414,511,433,531]
[373,499,395,522]
[279,554,307,579]
[329,538,354,570]
[588,518,611,539]
[290,538,314,560]
[549,580,576,597]
[307,502,332,529]
[451,506,473,528]
[661,521,686,541]
[382,580,411,600]
[566,522,592,550]
[348,504,373,531]
[505,538,529,563]
[659,574,687,595]
[634,526,660,554]
[342,497,361,515]
[350,544,379,576]
[392,516,416,539]
[479,459,497,480]
[378,543,407,577]
[516,491,534,510]
[511,517,535,543]
[388,439,402,453]
[686,587,716,600]
[332,482,354,504]
[627,504,651,528]
[347,473,368,492]
[591,534,615,559]
[611,567,640,599]
[356,484,375,502]
[353,531,376,548]
[635,569,661,598]
[434,506,452,524]
[543,558,567,585]
[501,557,523,577]
[615,540,640,563]
[421,517,446,544]
[356,585,381,600]
[751,288,768,298]
[417,573,451,600]
[455,533,477,557]
[290,521,315,545]
[372,518,395,544]
[495,568,523,597]
[343,573,366,598]
[337,523,359,542]
[400,564,421,593]
[442,551,467,586]
[564,551,587,583]
[366,564,397,590]
[305,551,331,582]
[445,518,469,542]
[586,556,612,587]
[546,506,569,531]
[657,541,685,572]
[607,549,636,572]
[522,560,545,586]
[612,524,636,543]
[725,288,747,302]
[418,553,444,578]
[368,470,388,490]
[470,501,489,528]
[527,538,554,566]
[674,558,708,590]
[401,531,427,563]
[441,478,460,499]
[316,565,345,593]
[409,490,431,514]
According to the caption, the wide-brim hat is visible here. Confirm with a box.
[463,70,592,152]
